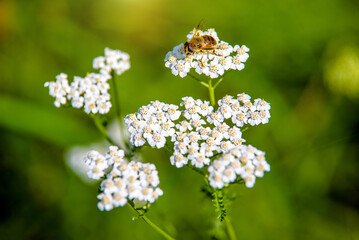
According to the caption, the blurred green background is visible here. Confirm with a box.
[1,0,359,239]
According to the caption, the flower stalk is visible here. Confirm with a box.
[208,78,216,107]
[225,216,237,240]
[213,189,237,240]
[111,71,132,152]
[188,73,209,87]
[128,200,175,240]
[92,115,116,145]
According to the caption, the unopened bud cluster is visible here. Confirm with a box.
[84,146,163,211]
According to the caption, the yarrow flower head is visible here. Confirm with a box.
[84,146,163,211]
[164,28,249,78]
[45,48,130,114]
[208,145,270,189]
[125,93,271,189]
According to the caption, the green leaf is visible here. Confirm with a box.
[0,94,101,146]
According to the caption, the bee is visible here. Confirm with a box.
[184,23,218,55]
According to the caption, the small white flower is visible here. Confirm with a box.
[190,118,206,129]
[140,171,160,188]
[198,127,211,140]
[165,54,177,69]
[98,101,112,114]
[84,101,98,114]
[165,104,181,121]
[171,60,191,78]
[174,141,188,155]
[93,56,106,69]
[181,96,196,108]
[170,152,189,168]
[208,171,225,189]
[183,105,201,120]
[207,112,224,126]
[254,162,271,177]
[231,111,248,127]
[87,166,106,180]
[112,191,128,207]
[161,121,175,137]
[97,193,114,211]
[225,126,242,140]
[222,167,237,183]
[244,174,256,188]
[198,100,213,116]
[71,95,84,109]
[248,112,262,126]
[254,99,271,111]
[150,188,163,203]
[190,153,210,168]
[176,120,193,132]
[219,56,233,70]
[137,187,154,202]
[208,58,225,79]
[218,95,235,106]
[148,133,166,149]
[259,110,271,124]
[220,141,234,152]
[237,93,251,103]
[127,182,142,200]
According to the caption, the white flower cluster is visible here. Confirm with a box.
[93,47,130,76]
[125,93,271,189]
[84,146,163,211]
[217,93,271,127]
[45,48,130,114]
[165,28,249,78]
[169,94,270,169]
[124,101,181,148]
[208,145,270,189]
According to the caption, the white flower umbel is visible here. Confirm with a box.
[165,28,249,78]
[208,145,270,189]
[84,146,163,211]
[45,48,130,115]
[125,93,271,179]
[93,47,130,75]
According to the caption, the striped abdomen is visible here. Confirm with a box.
[201,35,217,49]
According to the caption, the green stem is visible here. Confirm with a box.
[140,215,175,240]
[213,189,237,240]
[111,71,122,121]
[187,164,205,176]
[224,216,237,240]
[111,71,131,151]
[128,202,175,240]
[213,78,223,89]
[92,116,116,146]
[221,69,233,79]
[208,78,216,107]
[164,144,174,155]
[188,73,209,88]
